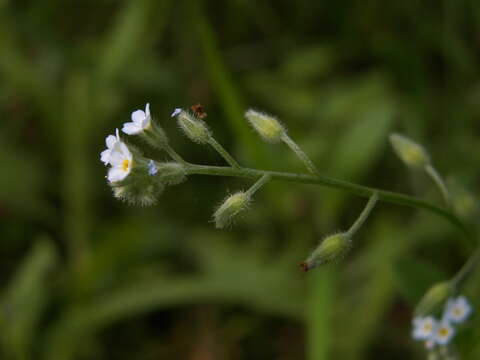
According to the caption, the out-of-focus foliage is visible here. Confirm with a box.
[0,0,479,359]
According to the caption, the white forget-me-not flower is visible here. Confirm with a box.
[122,103,151,135]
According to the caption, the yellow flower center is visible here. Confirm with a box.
[438,327,449,337]
[424,323,432,332]
[122,159,130,171]
[453,308,463,317]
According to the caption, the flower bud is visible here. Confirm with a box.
[176,110,211,144]
[214,192,250,229]
[245,109,285,143]
[110,170,165,206]
[153,162,187,185]
[389,133,430,168]
[300,233,351,271]
[108,151,165,206]
[415,281,451,316]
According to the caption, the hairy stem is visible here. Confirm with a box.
[164,144,188,165]
[208,137,241,168]
[245,174,271,197]
[281,133,319,174]
[185,164,467,236]
[346,193,379,238]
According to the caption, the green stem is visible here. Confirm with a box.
[208,137,241,168]
[346,193,379,238]
[425,164,451,208]
[245,174,271,197]
[163,144,188,165]
[281,133,318,174]
[451,245,480,289]
[184,164,467,235]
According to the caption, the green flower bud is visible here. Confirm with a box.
[245,109,286,143]
[415,281,451,316]
[214,192,250,229]
[389,133,430,168]
[153,161,187,185]
[110,169,165,206]
[109,151,165,206]
[177,111,211,144]
[300,233,351,271]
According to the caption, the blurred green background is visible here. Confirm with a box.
[1,0,480,359]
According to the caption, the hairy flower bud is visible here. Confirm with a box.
[214,192,250,229]
[415,281,451,316]
[153,162,187,185]
[389,133,430,168]
[300,233,351,271]
[245,109,285,143]
[176,110,211,144]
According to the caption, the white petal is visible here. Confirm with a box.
[100,149,111,165]
[122,122,142,135]
[141,115,151,129]
[109,149,126,166]
[116,128,120,140]
[145,103,150,117]
[106,135,117,148]
[108,166,128,182]
[119,142,132,159]
[171,108,182,117]
[131,110,146,124]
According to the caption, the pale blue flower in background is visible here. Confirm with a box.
[444,296,472,324]
[433,320,455,345]
[412,316,437,341]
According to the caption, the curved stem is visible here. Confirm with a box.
[208,137,241,168]
[281,133,318,174]
[163,144,188,165]
[425,164,451,208]
[185,164,468,236]
[346,193,379,238]
[451,246,480,289]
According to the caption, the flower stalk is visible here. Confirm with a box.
[281,133,318,174]
[425,164,451,209]
[346,192,378,238]
[207,136,240,168]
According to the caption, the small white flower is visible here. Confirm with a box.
[433,320,455,345]
[171,108,182,117]
[122,103,151,135]
[412,316,437,341]
[107,139,133,183]
[444,296,472,324]
[148,160,158,175]
[424,340,435,350]
[100,129,121,165]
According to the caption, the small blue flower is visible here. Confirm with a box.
[148,160,158,175]
[171,108,182,117]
